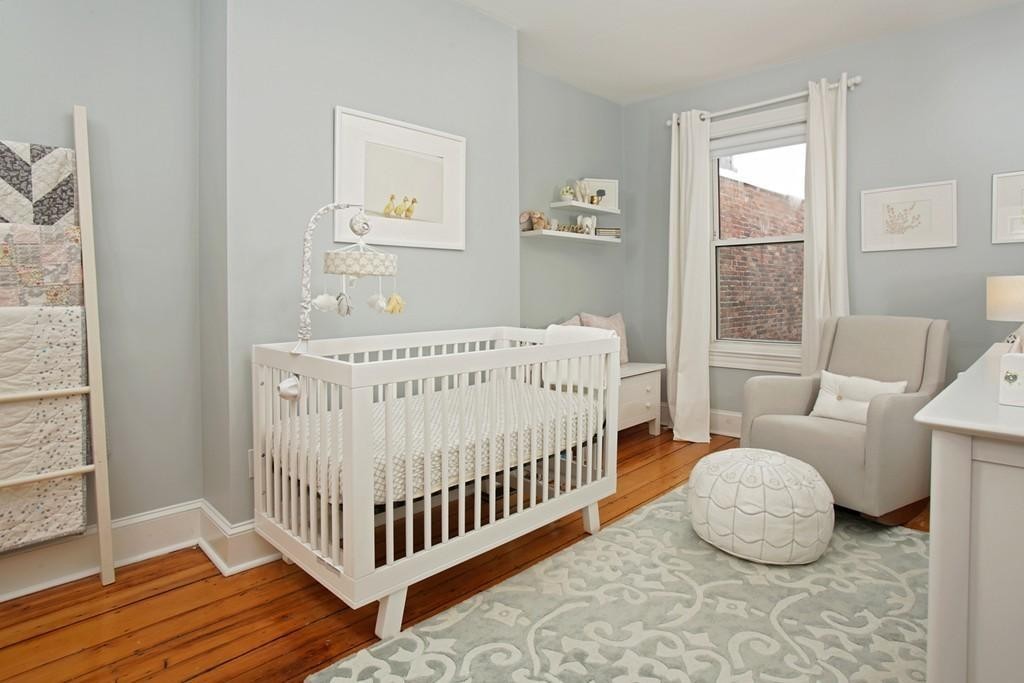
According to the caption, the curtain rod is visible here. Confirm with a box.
[665,75,862,126]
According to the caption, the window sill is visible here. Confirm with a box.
[709,341,802,374]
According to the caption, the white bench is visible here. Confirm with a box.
[619,362,665,435]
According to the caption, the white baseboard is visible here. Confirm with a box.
[659,403,741,439]
[0,498,279,602]
[197,501,280,576]
[710,409,742,438]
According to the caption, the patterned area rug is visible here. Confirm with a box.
[309,486,928,682]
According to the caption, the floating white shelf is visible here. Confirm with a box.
[521,229,621,244]
[549,200,621,216]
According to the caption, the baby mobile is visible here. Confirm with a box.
[292,201,405,355]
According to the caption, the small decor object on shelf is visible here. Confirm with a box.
[574,180,589,202]
[519,211,532,232]
[582,178,619,211]
[861,180,957,252]
[529,211,549,231]
[403,197,418,219]
[992,170,1024,244]
[560,185,575,202]
[383,194,397,217]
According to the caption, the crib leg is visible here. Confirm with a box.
[582,503,600,535]
[375,586,408,639]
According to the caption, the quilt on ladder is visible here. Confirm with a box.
[0,139,89,551]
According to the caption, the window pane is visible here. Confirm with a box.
[718,143,805,240]
[717,242,803,343]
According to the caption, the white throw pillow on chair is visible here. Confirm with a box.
[810,370,907,425]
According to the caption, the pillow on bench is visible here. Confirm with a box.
[810,369,907,425]
[580,312,629,364]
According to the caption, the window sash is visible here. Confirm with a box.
[709,108,807,372]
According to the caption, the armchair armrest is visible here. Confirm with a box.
[741,375,820,446]
[864,391,934,516]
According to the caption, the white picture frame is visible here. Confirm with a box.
[861,180,957,253]
[334,107,466,250]
[581,178,619,211]
[992,171,1024,244]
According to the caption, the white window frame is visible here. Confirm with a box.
[708,103,808,374]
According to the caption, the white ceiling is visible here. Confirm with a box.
[458,0,1012,103]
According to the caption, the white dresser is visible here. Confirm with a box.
[915,343,1024,683]
[618,362,665,435]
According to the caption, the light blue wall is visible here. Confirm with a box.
[622,3,1024,412]
[198,0,232,515]
[518,68,627,330]
[0,0,203,518]
[218,0,521,522]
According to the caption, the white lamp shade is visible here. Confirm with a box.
[987,276,1024,322]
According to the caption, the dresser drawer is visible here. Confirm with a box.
[619,372,659,429]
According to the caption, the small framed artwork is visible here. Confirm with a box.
[334,107,466,250]
[861,180,957,252]
[992,171,1024,244]
[581,178,619,211]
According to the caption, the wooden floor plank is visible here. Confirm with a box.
[0,548,219,650]
[0,428,928,682]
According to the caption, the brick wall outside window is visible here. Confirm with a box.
[716,176,804,343]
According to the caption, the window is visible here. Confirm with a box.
[709,106,807,373]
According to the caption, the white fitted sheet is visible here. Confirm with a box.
[269,379,601,504]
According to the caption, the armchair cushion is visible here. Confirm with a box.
[810,370,907,425]
[747,415,866,509]
[825,316,934,391]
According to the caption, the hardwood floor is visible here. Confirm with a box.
[0,427,927,681]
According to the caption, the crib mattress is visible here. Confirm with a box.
[268,380,600,504]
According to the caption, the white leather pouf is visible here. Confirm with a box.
[688,448,835,565]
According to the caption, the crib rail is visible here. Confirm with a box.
[252,327,619,585]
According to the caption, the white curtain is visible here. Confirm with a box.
[801,74,850,374]
[666,111,711,443]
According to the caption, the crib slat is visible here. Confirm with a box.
[331,383,341,566]
[539,361,549,504]
[488,370,496,526]
[282,379,292,530]
[318,380,328,555]
[299,376,309,542]
[515,366,524,514]
[385,383,395,565]
[457,372,467,538]
[440,375,450,544]
[404,379,414,558]
[554,359,564,496]
[474,371,482,531]
[422,377,432,551]
[577,358,585,491]
[502,366,511,521]
[597,356,605,481]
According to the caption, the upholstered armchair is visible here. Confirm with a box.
[741,316,950,518]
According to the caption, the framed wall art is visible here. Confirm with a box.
[992,171,1024,244]
[861,180,957,253]
[334,107,466,250]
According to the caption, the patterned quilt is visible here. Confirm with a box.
[0,140,89,551]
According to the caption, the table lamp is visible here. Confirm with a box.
[987,276,1024,406]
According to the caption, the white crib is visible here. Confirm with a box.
[251,326,619,638]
